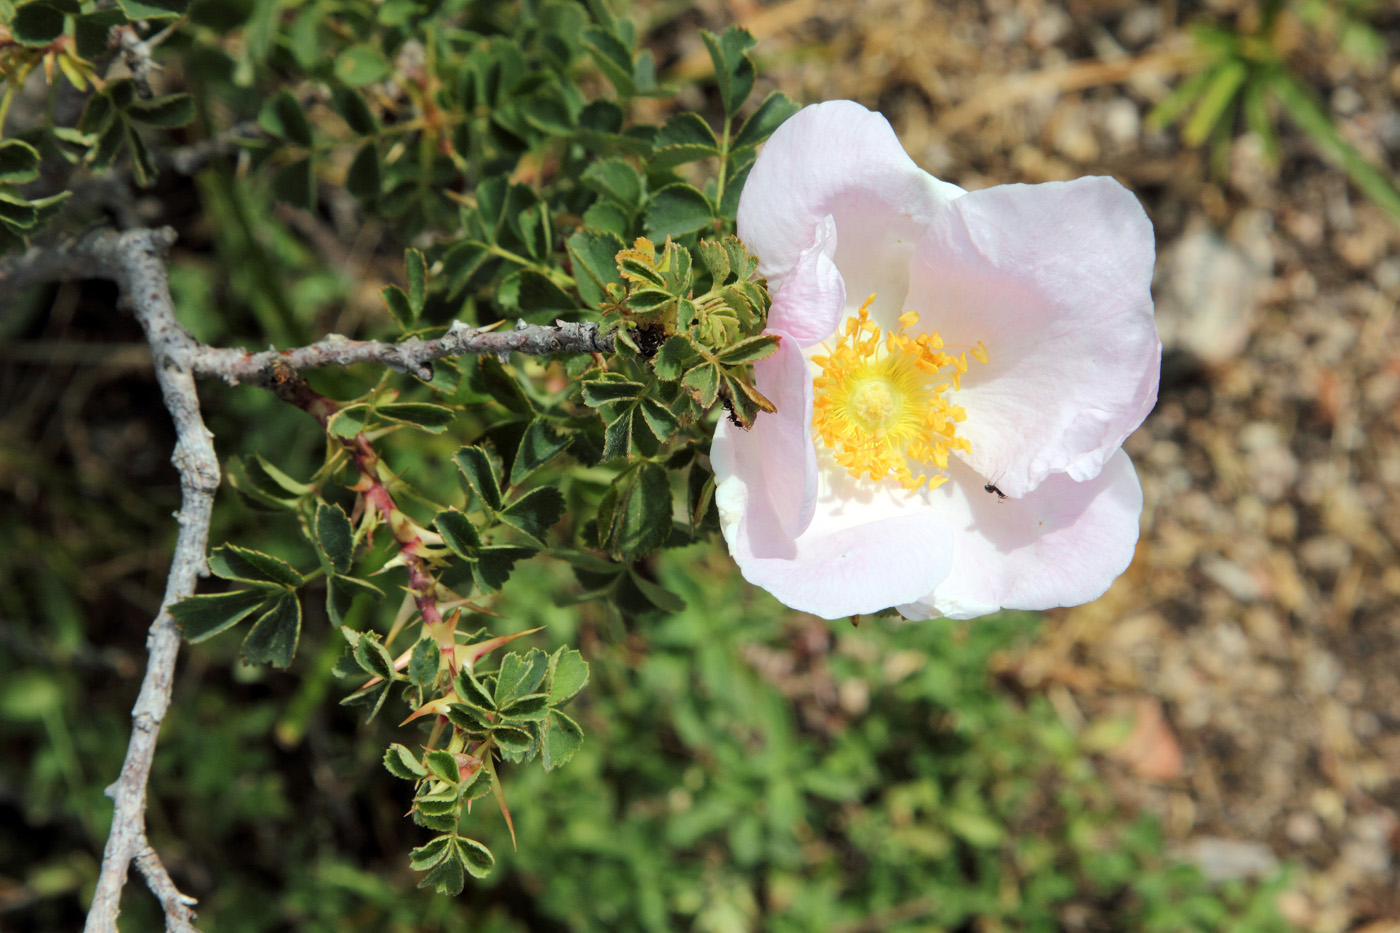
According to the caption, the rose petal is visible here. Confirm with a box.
[907,176,1159,496]
[720,452,955,619]
[737,101,964,336]
[767,215,846,346]
[897,450,1144,620]
[711,331,817,555]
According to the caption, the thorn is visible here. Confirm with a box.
[490,761,518,851]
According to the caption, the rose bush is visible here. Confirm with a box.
[712,100,1160,620]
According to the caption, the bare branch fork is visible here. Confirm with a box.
[0,226,615,933]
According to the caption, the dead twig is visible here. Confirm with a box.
[34,227,212,933]
[192,318,616,385]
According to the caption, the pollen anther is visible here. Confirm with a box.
[811,295,983,491]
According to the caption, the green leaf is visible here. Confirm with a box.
[125,122,156,188]
[716,334,781,366]
[410,807,458,834]
[1183,59,1248,147]
[682,363,720,408]
[598,461,671,560]
[575,98,625,148]
[510,419,572,485]
[384,743,428,780]
[441,239,492,296]
[209,544,304,588]
[1146,67,1215,133]
[700,26,757,116]
[454,667,495,711]
[459,837,495,879]
[408,637,439,690]
[423,748,460,785]
[78,93,114,137]
[88,116,126,172]
[493,649,547,707]
[435,509,482,559]
[581,378,646,406]
[499,486,565,546]
[581,157,643,208]
[10,2,66,46]
[445,702,491,733]
[315,502,354,575]
[333,86,378,135]
[271,89,314,147]
[721,370,775,429]
[497,268,577,321]
[652,335,699,381]
[650,112,719,170]
[582,201,629,238]
[239,593,302,668]
[170,589,269,643]
[326,574,381,626]
[644,184,714,240]
[414,789,460,816]
[546,646,590,705]
[565,229,627,311]
[540,709,584,770]
[354,631,396,682]
[335,43,391,87]
[490,725,532,754]
[125,94,195,128]
[946,808,1006,848]
[626,570,686,614]
[230,454,313,511]
[408,834,453,871]
[600,407,634,462]
[582,26,639,96]
[500,693,550,721]
[520,93,573,136]
[272,157,315,212]
[28,191,70,226]
[378,402,455,433]
[469,356,534,416]
[346,142,381,200]
[637,397,679,442]
[453,446,503,512]
[381,285,413,329]
[0,194,37,231]
[74,9,125,60]
[472,545,535,591]
[327,404,371,439]
[417,847,465,895]
[0,140,41,185]
[406,248,427,315]
[696,238,731,283]
[733,91,799,150]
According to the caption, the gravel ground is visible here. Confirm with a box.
[667,1,1400,929]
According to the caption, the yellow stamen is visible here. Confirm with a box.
[810,294,984,492]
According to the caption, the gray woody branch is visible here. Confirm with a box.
[0,226,615,933]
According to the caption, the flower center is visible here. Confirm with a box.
[810,295,986,492]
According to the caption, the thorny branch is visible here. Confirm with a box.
[0,226,619,932]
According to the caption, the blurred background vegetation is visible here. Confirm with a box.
[4,0,1399,930]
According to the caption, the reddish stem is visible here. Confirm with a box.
[270,363,447,633]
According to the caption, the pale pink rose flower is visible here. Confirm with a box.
[712,100,1160,620]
